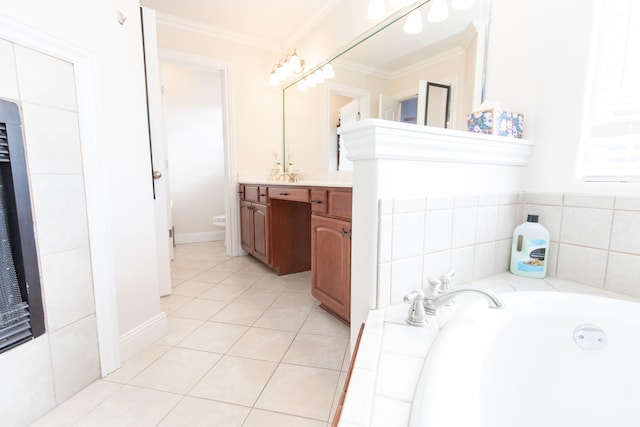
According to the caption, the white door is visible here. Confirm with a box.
[141,7,172,296]
[379,94,400,121]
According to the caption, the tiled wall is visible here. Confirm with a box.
[377,193,520,307]
[378,191,640,307]
[0,40,99,426]
[521,192,640,298]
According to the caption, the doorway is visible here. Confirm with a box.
[160,63,225,245]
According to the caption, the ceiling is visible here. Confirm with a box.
[139,0,344,48]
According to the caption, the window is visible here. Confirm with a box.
[581,0,640,181]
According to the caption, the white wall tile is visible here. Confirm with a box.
[546,241,559,277]
[454,195,477,208]
[390,257,423,304]
[493,239,512,275]
[605,252,640,297]
[451,207,477,248]
[379,199,393,215]
[14,45,77,111]
[377,263,391,308]
[40,246,95,332]
[392,198,424,214]
[615,196,640,211]
[521,205,562,242]
[0,336,56,426]
[496,204,518,240]
[422,251,451,287]
[424,210,452,253]
[49,315,100,402]
[473,242,496,280]
[477,194,501,206]
[560,207,612,249]
[522,192,563,206]
[378,215,392,263]
[375,352,423,401]
[30,174,90,256]
[451,246,475,285]
[498,192,519,205]
[610,210,640,255]
[475,206,498,243]
[391,212,424,259]
[564,193,614,209]
[556,244,607,287]
[425,196,453,211]
[0,39,19,100]
[22,103,83,175]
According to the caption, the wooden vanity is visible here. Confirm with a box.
[239,183,352,323]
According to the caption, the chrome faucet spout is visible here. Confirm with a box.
[423,287,504,315]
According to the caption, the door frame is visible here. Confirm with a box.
[158,49,241,257]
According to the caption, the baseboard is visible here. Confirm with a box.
[119,312,167,363]
[174,231,224,244]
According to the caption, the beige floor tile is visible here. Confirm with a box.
[189,355,277,407]
[252,276,290,291]
[192,269,234,284]
[272,291,318,309]
[156,317,204,346]
[199,283,250,302]
[255,364,339,421]
[171,280,215,297]
[31,380,122,427]
[170,298,227,321]
[74,385,181,427]
[228,327,296,362]
[282,333,348,370]
[209,302,268,326]
[178,321,248,353]
[158,396,250,427]
[160,294,193,313]
[234,288,283,305]
[329,372,348,423]
[284,277,315,293]
[301,311,350,337]
[237,262,274,276]
[105,343,171,384]
[129,347,221,394]
[170,267,202,281]
[210,259,249,273]
[243,409,327,427]
[254,306,311,332]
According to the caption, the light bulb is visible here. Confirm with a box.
[268,71,279,86]
[276,65,286,81]
[289,51,302,73]
[306,73,317,88]
[367,0,386,19]
[297,79,308,92]
[427,0,448,23]
[403,10,423,34]
[452,0,475,10]
[314,70,325,84]
[322,63,335,79]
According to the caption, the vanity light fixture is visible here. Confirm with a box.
[314,69,325,84]
[268,49,305,86]
[403,9,423,34]
[427,0,448,23]
[322,63,335,79]
[296,79,308,92]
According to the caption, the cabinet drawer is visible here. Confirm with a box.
[310,189,327,214]
[243,185,268,203]
[268,187,309,203]
[329,191,352,220]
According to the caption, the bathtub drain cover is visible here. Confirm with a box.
[573,324,607,351]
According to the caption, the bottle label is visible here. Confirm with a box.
[517,239,547,272]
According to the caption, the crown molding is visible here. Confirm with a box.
[282,0,344,49]
[155,12,281,53]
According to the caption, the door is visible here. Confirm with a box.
[252,204,269,264]
[141,7,172,296]
[240,200,252,252]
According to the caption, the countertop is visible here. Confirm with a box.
[240,180,352,188]
[337,272,640,427]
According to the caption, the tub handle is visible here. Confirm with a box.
[404,290,427,327]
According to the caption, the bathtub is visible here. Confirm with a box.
[409,291,640,427]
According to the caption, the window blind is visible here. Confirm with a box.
[582,0,640,181]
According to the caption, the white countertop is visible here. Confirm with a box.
[337,272,640,427]
[240,180,352,188]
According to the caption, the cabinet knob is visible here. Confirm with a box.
[310,200,323,204]
[279,192,289,196]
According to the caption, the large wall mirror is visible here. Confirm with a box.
[283,0,491,173]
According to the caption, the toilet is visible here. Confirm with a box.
[212,215,226,245]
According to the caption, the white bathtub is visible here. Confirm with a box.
[409,291,640,427]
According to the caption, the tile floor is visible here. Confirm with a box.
[32,241,350,426]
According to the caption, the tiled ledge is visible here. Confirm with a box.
[337,272,640,427]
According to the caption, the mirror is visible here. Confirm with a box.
[283,0,491,173]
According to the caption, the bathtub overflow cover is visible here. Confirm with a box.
[573,324,607,351]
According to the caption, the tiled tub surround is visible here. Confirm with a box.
[338,273,640,427]
[0,40,99,426]
[377,192,640,307]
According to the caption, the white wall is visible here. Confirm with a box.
[0,0,164,363]
[162,63,225,243]
[487,0,640,196]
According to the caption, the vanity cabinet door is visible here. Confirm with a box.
[251,203,269,264]
[240,200,253,252]
[311,215,351,323]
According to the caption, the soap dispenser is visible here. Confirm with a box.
[510,214,550,278]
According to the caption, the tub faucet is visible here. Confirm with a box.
[423,276,504,316]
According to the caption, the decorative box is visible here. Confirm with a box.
[467,109,524,138]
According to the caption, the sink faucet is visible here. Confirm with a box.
[403,271,504,325]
